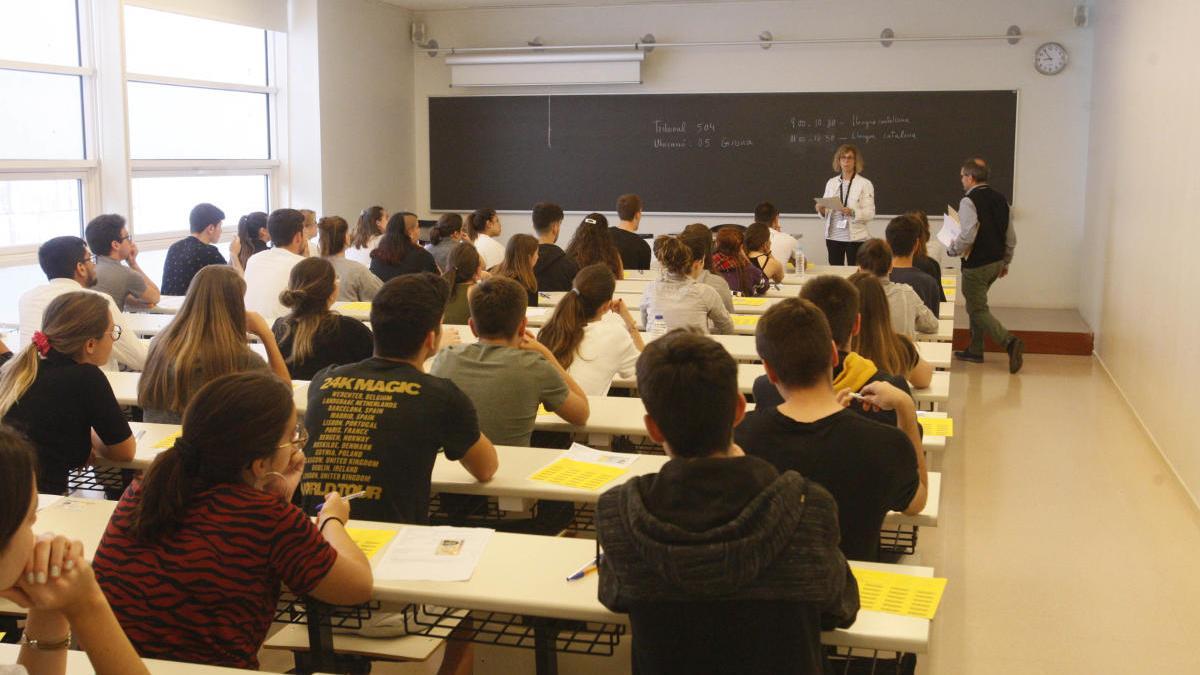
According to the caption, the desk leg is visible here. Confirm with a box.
[533,624,560,675]
[300,597,336,675]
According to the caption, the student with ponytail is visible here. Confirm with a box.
[0,292,135,495]
[93,371,373,670]
[229,211,269,273]
[848,272,934,389]
[346,205,388,267]
[318,215,383,302]
[0,428,149,675]
[441,242,484,325]
[273,258,374,380]
[466,208,505,270]
[641,236,734,335]
[494,234,541,307]
[138,266,289,424]
[538,264,644,396]
[426,213,466,272]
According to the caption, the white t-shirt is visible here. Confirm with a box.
[474,233,506,271]
[345,235,381,267]
[768,227,797,269]
[17,278,148,371]
[567,313,642,396]
[243,247,305,325]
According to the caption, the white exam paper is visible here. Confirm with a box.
[563,443,640,468]
[936,207,961,249]
[37,494,64,511]
[374,526,494,582]
[813,196,843,211]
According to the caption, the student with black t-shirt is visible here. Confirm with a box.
[273,257,374,380]
[735,298,928,562]
[300,273,498,524]
[596,330,858,674]
[531,201,578,292]
[752,275,914,428]
[610,193,652,270]
[886,215,942,315]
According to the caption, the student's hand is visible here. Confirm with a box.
[267,448,306,500]
[611,299,637,328]
[518,332,554,359]
[127,242,141,269]
[840,207,854,216]
[999,265,1009,278]
[439,327,462,350]
[0,535,94,612]
[245,311,271,340]
[834,388,855,409]
[856,381,911,412]
[318,491,351,525]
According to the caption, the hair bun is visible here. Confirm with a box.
[279,289,304,307]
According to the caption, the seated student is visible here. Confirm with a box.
[85,214,160,311]
[850,272,934,390]
[885,215,941,314]
[856,238,937,338]
[754,201,799,271]
[641,236,734,335]
[743,222,785,283]
[611,193,652,270]
[494,234,541,307]
[319,215,383,302]
[566,213,624,279]
[93,371,373,670]
[531,201,578,292]
[537,264,643,396]
[346,205,388,268]
[0,427,150,675]
[596,330,858,674]
[140,266,289,424]
[273,258,374,380]
[734,299,928,563]
[431,276,589,446]
[679,223,735,312]
[441,242,484,326]
[161,203,226,296]
[301,274,498,523]
[1,292,135,494]
[299,209,319,257]
[712,227,769,296]
[466,208,505,271]
[905,210,947,302]
[370,212,438,282]
[18,237,146,371]
[426,212,466,272]
[229,211,269,274]
[751,275,914,428]
[244,208,309,324]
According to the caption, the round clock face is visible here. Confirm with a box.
[1035,42,1069,75]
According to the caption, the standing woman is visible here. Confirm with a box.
[537,263,643,396]
[494,234,541,307]
[318,215,383,302]
[346,206,388,267]
[441,243,484,326]
[273,258,374,381]
[712,227,769,296]
[427,213,466,272]
[0,293,135,494]
[817,144,875,265]
[743,222,785,283]
[466,209,505,271]
[370,213,438,282]
[229,211,269,274]
[566,213,624,280]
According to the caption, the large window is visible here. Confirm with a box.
[0,0,91,251]
[124,6,277,238]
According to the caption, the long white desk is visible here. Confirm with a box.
[124,311,174,337]
[0,643,258,674]
[146,294,186,314]
[28,497,934,657]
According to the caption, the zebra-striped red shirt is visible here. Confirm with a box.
[93,481,337,669]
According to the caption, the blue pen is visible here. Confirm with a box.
[566,555,601,581]
[316,490,366,512]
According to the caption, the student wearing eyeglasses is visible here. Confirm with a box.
[0,292,135,494]
[84,214,161,312]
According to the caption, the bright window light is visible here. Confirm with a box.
[127,83,269,160]
[131,175,268,235]
[124,6,267,86]
[0,179,82,247]
[0,0,80,67]
[0,70,85,160]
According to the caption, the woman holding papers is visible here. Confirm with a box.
[93,372,373,670]
[816,144,876,265]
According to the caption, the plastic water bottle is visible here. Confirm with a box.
[796,248,807,275]
[649,314,668,338]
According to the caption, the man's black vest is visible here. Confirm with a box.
[964,185,1010,269]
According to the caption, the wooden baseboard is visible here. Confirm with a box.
[951,328,1093,356]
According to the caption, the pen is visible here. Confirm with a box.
[538,291,552,299]
[566,555,601,581]
[316,490,367,512]
[134,430,146,440]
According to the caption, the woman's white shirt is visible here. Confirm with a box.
[818,174,875,241]
[474,234,506,270]
[567,313,642,396]
[345,235,381,267]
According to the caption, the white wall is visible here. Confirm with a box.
[316,0,417,220]
[1079,0,1200,502]
[410,0,1092,309]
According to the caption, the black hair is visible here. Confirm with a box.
[753,201,779,224]
[267,208,306,247]
[636,329,739,457]
[885,215,922,258]
[371,273,450,359]
[532,202,565,233]
[84,214,127,258]
[38,236,88,280]
[189,203,226,233]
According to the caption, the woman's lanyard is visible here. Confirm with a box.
[839,173,856,207]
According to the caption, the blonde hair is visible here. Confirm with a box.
[831,144,864,173]
[0,292,111,418]
[653,235,694,275]
[138,266,254,415]
[495,234,539,294]
[847,271,916,375]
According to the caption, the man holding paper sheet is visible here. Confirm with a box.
[596,330,858,674]
[945,158,1024,372]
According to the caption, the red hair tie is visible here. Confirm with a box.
[31,331,51,357]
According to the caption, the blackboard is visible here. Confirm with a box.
[429,91,1017,216]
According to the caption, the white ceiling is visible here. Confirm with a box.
[383,0,780,12]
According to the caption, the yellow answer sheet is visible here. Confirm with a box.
[731,314,760,327]
[152,431,183,449]
[916,417,954,437]
[528,458,628,491]
[851,567,947,620]
[345,528,398,560]
[732,297,767,307]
